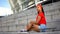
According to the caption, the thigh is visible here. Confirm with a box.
[33,24,39,29]
[30,20,35,22]
[30,21,38,24]
[32,24,40,32]
[30,21,37,24]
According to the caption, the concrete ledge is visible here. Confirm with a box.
[0,31,60,34]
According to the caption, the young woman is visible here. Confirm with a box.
[20,3,46,32]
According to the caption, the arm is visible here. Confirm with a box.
[36,16,41,23]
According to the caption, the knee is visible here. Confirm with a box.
[33,24,38,28]
[30,21,34,24]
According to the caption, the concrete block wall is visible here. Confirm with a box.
[0,1,60,32]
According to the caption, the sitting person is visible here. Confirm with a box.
[20,3,46,32]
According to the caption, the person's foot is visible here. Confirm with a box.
[18,29,28,33]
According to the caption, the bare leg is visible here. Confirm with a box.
[25,21,35,31]
[25,21,40,32]
[20,21,39,32]
[31,24,40,32]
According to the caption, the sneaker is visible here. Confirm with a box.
[18,29,28,33]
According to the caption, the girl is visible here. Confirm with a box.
[20,3,46,32]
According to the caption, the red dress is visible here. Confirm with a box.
[36,12,46,25]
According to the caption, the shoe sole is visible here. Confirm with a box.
[17,32,28,33]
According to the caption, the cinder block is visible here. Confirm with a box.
[24,8,37,16]
[45,9,60,16]
[16,24,26,31]
[8,26,17,31]
[28,15,36,19]
[1,18,7,22]
[24,11,33,16]
[6,19,15,23]
[47,22,57,28]
[0,24,2,27]
[18,20,27,26]
[45,15,52,22]
[6,22,12,26]
[1,23,7,27]
[43,1,60,12]
[43,4,52,11]
[17,12,26,17]
[3,27,8,32]
[52,14,60,21]
[1,27,5,31]
[54,22,60,30]
[17,16,27,21]
[0,27,2,31]
[16,25,25,31]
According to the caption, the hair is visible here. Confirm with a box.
[36,4,45,14]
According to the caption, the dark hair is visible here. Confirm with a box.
[42,7,45,14]
[36,4,45,15]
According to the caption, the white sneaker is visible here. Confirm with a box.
[18,29,28,33]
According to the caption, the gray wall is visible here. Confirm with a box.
[0,1,60,34]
